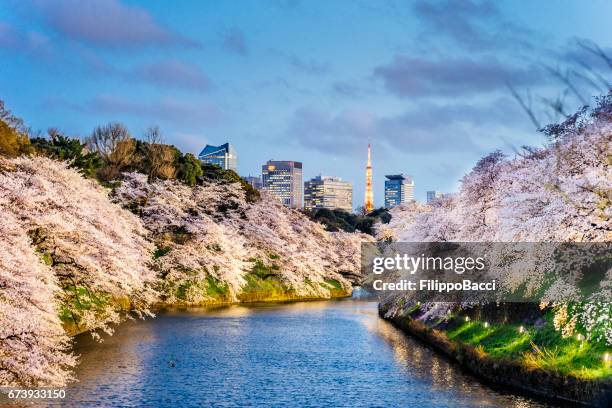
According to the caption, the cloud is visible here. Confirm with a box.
[374,55,540,98]
[288,55,331,75]
[34,0,198,48]
[0,21,51,56]
[332,81,360,97]
[288,100,526,156]
[412,0,535,51]
[221,27,248,56]
[129,59,211,91]
[85,94,220,124]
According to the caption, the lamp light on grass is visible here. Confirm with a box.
[518,325,525,334]
[604,352,611,367]
[484,322,489,328]
[465,316,470,322]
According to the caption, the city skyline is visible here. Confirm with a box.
[222,141,429,210]
[1,1,610,205]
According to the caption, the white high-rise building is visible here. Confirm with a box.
[304,175,353,212]
[427,190,443,203]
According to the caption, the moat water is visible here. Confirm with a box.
[52,297,550,407]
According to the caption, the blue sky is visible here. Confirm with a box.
[1,0,611,207]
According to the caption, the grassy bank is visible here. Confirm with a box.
[62,262,351,336]
[379,303,612,407]
[446,313,611,380]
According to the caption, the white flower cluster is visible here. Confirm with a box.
[378,109,611,344]
[114,173,372,302]
[0,157,157,386]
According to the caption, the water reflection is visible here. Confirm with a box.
[33,299,552,407]
[366,314,547,407]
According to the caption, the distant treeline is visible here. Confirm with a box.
[303,207,391,235]
[0,100,259,202]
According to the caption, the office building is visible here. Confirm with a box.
[427,190,443,203]
[198,143,237,172]
[262,160,303,208]
[384,174,414,208]
[304,176,353,212]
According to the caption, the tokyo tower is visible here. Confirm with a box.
[364,144,374,213]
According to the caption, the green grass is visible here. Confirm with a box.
[174,276,230,302]
[445,313,611,380]
[238,260,293,302]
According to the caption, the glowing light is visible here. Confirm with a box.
[464,316,470,322]
[576,334,584,341]
[518,325,525,333]
[604,352,611,364]
[484,322,489,328]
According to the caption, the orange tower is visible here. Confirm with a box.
[364,144,374,213]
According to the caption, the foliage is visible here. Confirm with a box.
[86,122,136,181]
[0,157,158,338]
[113,173,370,304]
[30,129,103,178]
[0,211,76,387]
[304,207,390,235]
[0,102,370,387]
[445,313,611,379]
[0,101,31,157]
[200,162,260,202]
[176,153,203,186]
[380,99,612,345]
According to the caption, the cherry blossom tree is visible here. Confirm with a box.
[378,98,611,344]
[114,173,371,302]
[0,204,76,386]
[0,157,158,337]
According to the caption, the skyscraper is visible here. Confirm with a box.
[261,160,303,208]
[198,143,237,172]
[384,174,414,208]
[364,144,374,213]
[304,175,353,212]
[427,190,443,203]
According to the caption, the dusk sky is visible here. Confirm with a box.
[1,0,611,207]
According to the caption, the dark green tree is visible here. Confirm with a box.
[31,129,103,178]
[176,153,203,186]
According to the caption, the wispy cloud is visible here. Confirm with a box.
[0,21,52,57]
[288,99,526,156]
[33,0,199,48]
[86,94,220,124]
[374,55,540,98]
[412,0,535,51]
[128,59,211,91]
